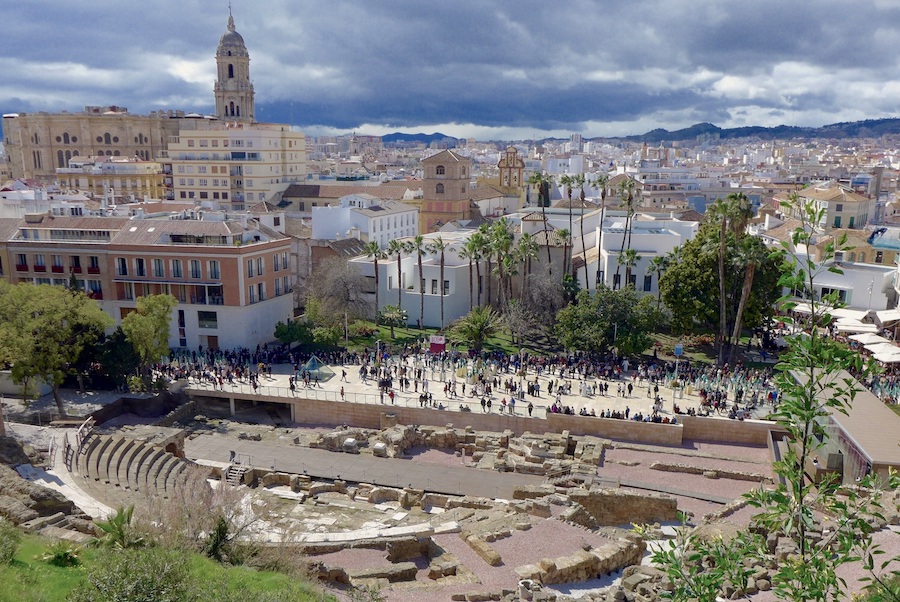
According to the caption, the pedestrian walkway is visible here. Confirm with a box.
[185,434,544,499]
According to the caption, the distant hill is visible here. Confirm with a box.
[620,118,900,143]
[381,132,459,146]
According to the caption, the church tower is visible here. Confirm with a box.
[214,8,255,122]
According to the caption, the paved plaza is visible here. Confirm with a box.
[181,356,767,423]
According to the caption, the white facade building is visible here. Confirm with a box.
[311,194,418,248]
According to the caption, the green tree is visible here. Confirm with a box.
[653,194,900,602]
[95,505,144,549]
[557,227,571,277]
[362,240,386,323]
[647,255,669,310]
[274,319,314,347]
[0,283,112,415]
[554,286,659,356]
[516,232,539,298]
[448,305,502,352]
[121,294,178,374]
[378,305,407,339]
[659,221,780,341]
[613,176,639,289]
[618,247,641,289]
[97,328,140,391]
[307,256,371,341]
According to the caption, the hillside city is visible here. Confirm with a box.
[1,9,900,602]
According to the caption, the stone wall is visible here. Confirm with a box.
[514,537,645,585]
[569,487,678,526]
[681,415,777,445]
[650,461,772,483]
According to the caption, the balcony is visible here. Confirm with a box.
[51,265,64,273]
[15,264,28,272]
[70,266,82,274]
[34,265,46,272]
[88,291,103,301]
[87,266,101,275]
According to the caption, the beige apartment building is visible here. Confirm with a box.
[0,212,293,349]
[163,122,306,209]
[56,155,166,201]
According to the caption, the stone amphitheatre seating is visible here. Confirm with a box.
[75,433,198,508]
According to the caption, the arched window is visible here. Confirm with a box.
[849,252,856,262]
[436,183,444,194]
[104,133,111,145]
[73,150,79,157]
[436,165,445,175]
[113,150,120,156]
[859,252,866,262]
[229,102,235,116]
[57,150,65,168]
[63,133,70,144]
[65,150,72,163]
[228,64,234,79]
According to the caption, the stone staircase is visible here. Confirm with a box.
[225,464,249,487]
[19,512,95,545]
[74,433,198,508]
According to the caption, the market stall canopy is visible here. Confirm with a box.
[835,320,879,333]
[874,309,900,326]
[864,342,898,354]
[849,333,891,345]
[830,308,872,322]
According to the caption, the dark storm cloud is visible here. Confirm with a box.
[2,0,900,137]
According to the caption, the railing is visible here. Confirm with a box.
[87,267,101,274]
[51,265,64,273]
[34,265,46,272]
[15,265,28,271]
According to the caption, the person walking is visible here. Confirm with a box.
[527,401,534,416]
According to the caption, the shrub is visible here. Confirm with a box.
[39,539,80,567]
[0,518,21,565]
[68,547,189,602]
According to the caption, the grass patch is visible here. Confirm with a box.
[0,534,330,602]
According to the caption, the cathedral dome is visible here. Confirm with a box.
[217,15,247,55]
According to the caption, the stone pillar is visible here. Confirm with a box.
[229,397,235,416]
[289,402,295,423]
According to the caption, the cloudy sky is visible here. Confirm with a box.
[3,0,900,140]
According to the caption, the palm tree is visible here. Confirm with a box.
[589,172,610,292]
[557,228,571,276]
[574,173,588,290]
[448,305,502,353]
[379,305,407,339]
[707,192,753,364]
[489,220,514,304]
[727,238,769,365]
[362,241,385,323]
[470,230,487,307]
[475,224,493,306]
[387,238,406,316]
[410,235,428,328]
[516,232,539,299]
[559,173,576,265]
[527,171,554,273]
[427,236,448,329]
[647,255,669,309]
[613,177,638,289]
[458,237,479,311]
[618,248,641,288]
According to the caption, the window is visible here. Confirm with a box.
[436,165,445,175]
[283,276,289,293]
[198,311,218,329]
[833,216,841,228]
[51,255,63,268]
[89,256,100,269]
[190,260,201,279]
[436,183,444,194]
[431,279,438,294]
[153,258,165,277]
[134,258,146,277]
[208,260,220,279]
[275,278,282,296]
[876,251,884,264]
[171,259,183,278]
[256,257,263,275]
[248,285,256,304]
[859,252,866,262]
[274,216,281,227]
[613,273,621,289]
[444,280,450,295]
[836,204,843,212]
[123,282,134,300]
[257,282,265,302]
[34,254,45,267]
[282,252,288,270]
[116,257,128,276]
[274,253,281,271]
[247,259,255,277]
[643,274,653,292]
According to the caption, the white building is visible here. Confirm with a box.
[586,212,700,294]
[311,194,418,248]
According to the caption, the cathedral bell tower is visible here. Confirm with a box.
[214,8,255,123]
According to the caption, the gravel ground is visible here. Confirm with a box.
[606,447,774,478]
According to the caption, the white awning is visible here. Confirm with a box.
[849,333,890,345]
[836,322,879,333]
[874,352,900,364]
[864,342,899,354]
[874,309,900,326]
[830,308,872,321]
